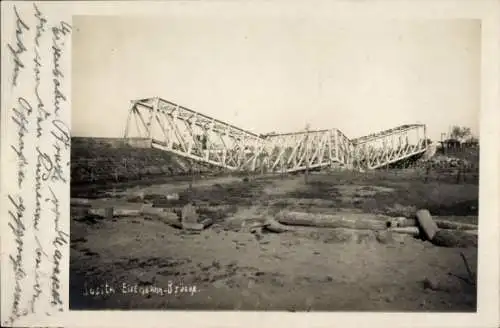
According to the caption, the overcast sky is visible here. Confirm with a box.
[72,16,480,141]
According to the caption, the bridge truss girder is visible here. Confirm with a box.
[352,124,427,169]
[124,97,427,173]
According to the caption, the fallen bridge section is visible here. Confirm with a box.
[351,124,427,169]
[124,97,428,172]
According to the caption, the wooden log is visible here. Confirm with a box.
[113,208,142,216]
[394,218,417,227]
[415,209,439,241]
[436,228,478,236]
[434,220,477,231]
[275,211,387,231]
[391,217,477,231]
[388,226,420,236]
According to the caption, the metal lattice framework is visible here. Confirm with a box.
[124,97,428,172]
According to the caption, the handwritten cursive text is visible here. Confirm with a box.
[48,187,68,310]
[11,97,33,188]
[34,3,50,138]
[51,22,71,116]
[7,194,27,324]
[8,5,30,87]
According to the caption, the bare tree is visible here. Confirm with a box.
[466,135,479,144]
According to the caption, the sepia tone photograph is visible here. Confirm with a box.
[69,16,480,312]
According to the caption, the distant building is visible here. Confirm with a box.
[440,138,461,150]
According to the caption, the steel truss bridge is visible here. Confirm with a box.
[124,97,429,173]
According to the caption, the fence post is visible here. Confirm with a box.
[456,166,461,184]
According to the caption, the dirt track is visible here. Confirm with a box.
[70,172,478,311]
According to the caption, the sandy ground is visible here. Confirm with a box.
[70,172,477,312]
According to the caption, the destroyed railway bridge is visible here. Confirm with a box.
[124,97,430,173]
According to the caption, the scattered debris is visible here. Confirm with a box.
[386,217,407,228]
[141,206,182,228]
[262,218,293,233]
[424,155,470,169]
[136,203,214,231]
[249,223,265,234]
[384,203,417,218]
[181,203,199,225]
[375,230,395,244]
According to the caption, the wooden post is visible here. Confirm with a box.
[260,155,265,177]
[456,166,461,184]
[189,159,194,191]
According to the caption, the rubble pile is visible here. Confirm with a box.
[422,155,471,169]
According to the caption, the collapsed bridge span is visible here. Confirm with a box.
[124,97,428,172]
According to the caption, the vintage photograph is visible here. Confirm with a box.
[70,16,480,311]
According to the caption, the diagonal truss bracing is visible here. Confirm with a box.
[351,124,427,169]
[124,97,428,172]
